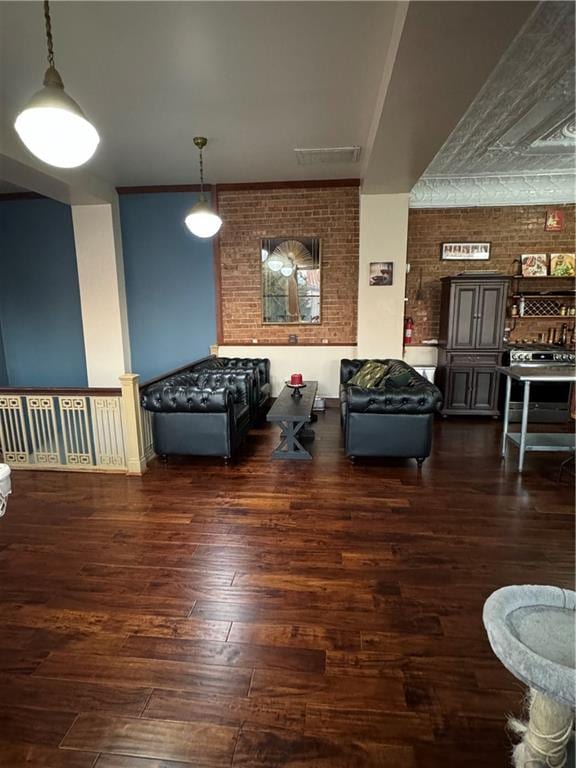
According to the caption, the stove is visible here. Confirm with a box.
[508,343,575,366]
[504,344,575,422]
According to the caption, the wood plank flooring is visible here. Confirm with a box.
[0,410,572,767]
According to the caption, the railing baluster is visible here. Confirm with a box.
[0,384,150,475]
[90,396,126,469]
[0,396,30,464]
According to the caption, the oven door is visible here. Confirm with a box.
[508,374,572,423]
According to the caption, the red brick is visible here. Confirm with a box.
[217,186,359,345]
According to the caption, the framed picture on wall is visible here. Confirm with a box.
[545,210,564,232]
[550,253,575,277]
[369,262,393,286]
[441,242,491,260]
[521,254,548,277]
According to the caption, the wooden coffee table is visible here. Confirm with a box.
[266,381,318,460]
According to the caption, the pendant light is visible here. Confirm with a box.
[14,1,99,168]
[184,137,222,239]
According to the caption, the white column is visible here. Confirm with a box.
[357,193,409,359]
[119,373,147,475]
[72,198,132,386]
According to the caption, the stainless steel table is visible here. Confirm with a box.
[498,366,576,472]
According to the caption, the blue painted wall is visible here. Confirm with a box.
[0,324,8,386]
[0,198,87,387]
[119,192,217,382]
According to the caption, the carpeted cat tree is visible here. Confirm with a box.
[484,585,575,768]
[0,463,11,517]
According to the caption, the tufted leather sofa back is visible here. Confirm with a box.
[340,359,442,415]
[141,384,232,413]
[141,371,253,413]
[340,358,421,386]
[216,358,270,387]
[193,371,253,406]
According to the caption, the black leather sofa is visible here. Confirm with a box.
[140,356,271,460]
[197,357,271,421]
[340,359,443,465]
[141,370,253,459]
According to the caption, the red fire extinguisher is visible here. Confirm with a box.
[404,317,414,345]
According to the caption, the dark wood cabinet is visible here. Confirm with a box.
[471,368,500,411]
[438,276,509,417]
[476,283,507,349]
[445,368,473,410]
[449,283,477,349]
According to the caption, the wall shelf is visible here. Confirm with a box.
[511,294,576,299]
[511,315,575,320]
[510,275,575,280]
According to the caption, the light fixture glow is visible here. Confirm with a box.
[266,258,283,272]
[280,265,294,277]
[184,201,223,239]
[14,3,99,168]
[184,136,222,239]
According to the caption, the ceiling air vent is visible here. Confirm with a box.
[294,146,361,165]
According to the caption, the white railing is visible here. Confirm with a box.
[0,374,153,475]
[141,407,155,463]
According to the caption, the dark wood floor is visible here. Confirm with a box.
[0,410,573,768]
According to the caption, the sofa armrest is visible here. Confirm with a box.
[141,384,233,413]
[346,381,442,415]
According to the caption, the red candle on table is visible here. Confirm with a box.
[290,373,303,385]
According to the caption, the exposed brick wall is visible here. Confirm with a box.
[216,186,359,344]
[405,204,575,344]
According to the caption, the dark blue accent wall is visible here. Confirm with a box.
[119,192,217,382]
[0,324,8,386]
[0,198,87,387]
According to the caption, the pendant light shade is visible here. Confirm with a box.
[15,66,99,168]
[184,200,222,239]
[184,137,222,239]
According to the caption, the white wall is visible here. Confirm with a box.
[218,345,357,398]
[404,345,438,366]
[72,200,132,387]
[357,193,409,360]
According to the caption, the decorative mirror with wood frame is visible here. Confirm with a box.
[261,237,321,324]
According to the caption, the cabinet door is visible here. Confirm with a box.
[449,284,478,349]
[475,283,507,349]
[471,368,499,412]
[446,368,473,410]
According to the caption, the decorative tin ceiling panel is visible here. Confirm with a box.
[411,1,575,207]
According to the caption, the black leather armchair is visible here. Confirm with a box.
[141,370,253,459]
[340,359,443,464]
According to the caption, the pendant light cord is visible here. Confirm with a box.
[198,146,205,200]
[44,0,55,68]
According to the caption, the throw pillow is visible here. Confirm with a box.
[382,369,412,388]
[348,361,388,388]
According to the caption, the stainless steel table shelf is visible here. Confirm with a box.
[497,365,576,473]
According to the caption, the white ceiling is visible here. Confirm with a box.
[0,1,396,186]
[362,0,536,193]
[0,1,547,202]
[0,180,26,194]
